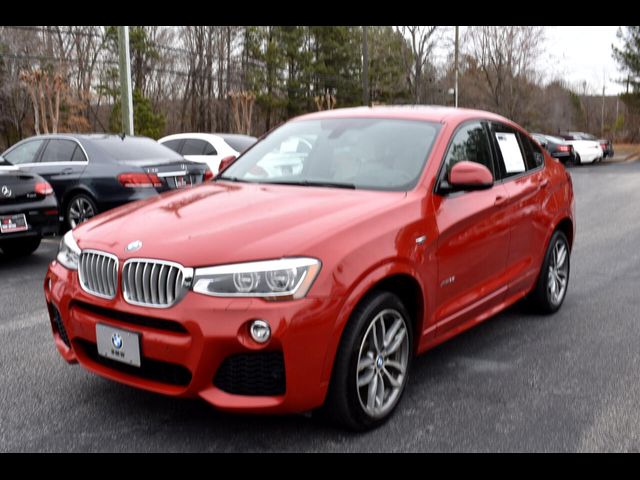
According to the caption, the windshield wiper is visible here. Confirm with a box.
[263,180,357,190]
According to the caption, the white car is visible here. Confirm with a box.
[558,136,603,164]
[158,133,257,173]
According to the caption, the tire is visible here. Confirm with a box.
[573,154,581,166]
[530,230,570,314]
[323,291,413,431]
[65,193,98,230]
[0,236,41,256]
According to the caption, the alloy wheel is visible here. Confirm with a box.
[547,239,569,306]
[356,308,410,419]
[68,197,95,228]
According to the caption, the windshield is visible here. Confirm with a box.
[220,118,439,191]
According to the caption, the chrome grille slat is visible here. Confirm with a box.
[122,259,188,308]
[78,250,118,300]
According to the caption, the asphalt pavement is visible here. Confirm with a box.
[2,158,640,452]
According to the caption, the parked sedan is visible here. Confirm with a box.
[561,131,614,158]
[45,107,574,430]
[0,156,58,256]
[554,133,602,164]
[158,133,257,173]
[2,134,210,229]
[531,133,576,165]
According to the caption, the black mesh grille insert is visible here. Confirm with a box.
[76,339,192,387]
[214,351,285,396]
[70,301,188,334]
[49,303,70,348]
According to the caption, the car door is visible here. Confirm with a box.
[488,122,548,296]
[34,139,88,203]
[432,121,511,335]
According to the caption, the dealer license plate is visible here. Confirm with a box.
[96,323,141,367]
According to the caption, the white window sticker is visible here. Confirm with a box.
[495,132,525,173]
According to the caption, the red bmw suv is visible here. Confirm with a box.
[44,107,575,430]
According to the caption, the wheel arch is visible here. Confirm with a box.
[319,262,426,387]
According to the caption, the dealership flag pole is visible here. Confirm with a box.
[118,26,134,136]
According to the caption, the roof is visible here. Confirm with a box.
[293,105,516,126]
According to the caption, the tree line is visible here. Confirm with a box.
[0,26,635,150]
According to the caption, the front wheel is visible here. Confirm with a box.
[323,291,413,431]
[530,230,570,314]
[0,236,41,256]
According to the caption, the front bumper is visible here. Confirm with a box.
[44,260,342,414]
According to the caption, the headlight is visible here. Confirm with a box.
[192,258,321,300]
[56,230,80,270]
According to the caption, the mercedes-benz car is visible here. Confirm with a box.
[0,156,58,256]
[44,107,575,430]
[2,134,210,230]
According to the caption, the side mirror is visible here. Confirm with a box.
[218,155,237,173]
[448,161,493,191]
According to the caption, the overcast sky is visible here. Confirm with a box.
[543,26,624,95]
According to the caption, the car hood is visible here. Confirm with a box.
[74,181,406,266]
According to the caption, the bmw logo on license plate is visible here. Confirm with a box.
[111,333,123,350]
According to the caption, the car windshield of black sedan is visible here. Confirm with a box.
[219,118,440,191]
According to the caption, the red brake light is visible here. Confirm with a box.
[118,172,163,188]
[557,145,570,152]
[34,181,54,196]
[203,168,214,182]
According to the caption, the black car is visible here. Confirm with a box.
[1,134,209,229]
[560,131,614,158]
[0,156,58,256]
[531,133,577,165]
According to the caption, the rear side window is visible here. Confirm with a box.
[71,145,87,162]
[162,139,182,153]
[203,142,217,155]
[4,139,44,165]
[40,139,77,163]
[182,139,209,155]
[518,133,544,169]
[441,122,494,181]
[490,122,542,179]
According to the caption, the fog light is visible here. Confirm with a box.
[249,320,271,344]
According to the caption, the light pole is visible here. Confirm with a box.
[454,26,459,108]
[118,26,134,135]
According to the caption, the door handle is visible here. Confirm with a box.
[60,167,73,175]
[494,195,507,206]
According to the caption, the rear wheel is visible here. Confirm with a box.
[573,154,581,166]
[323,291,413,431]
[66,193,97,229]
[530,230,570,314]
[0,236,41,256]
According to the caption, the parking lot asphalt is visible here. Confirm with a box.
[2,159,640,452]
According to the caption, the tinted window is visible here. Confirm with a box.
[4,139,44,165]
[182,139,209,155]
[40,139,77,163]
[90,137,181,161]
[490,123,530,179]
[221,118,439,191]
[441,122,494,180]
[203,142,217,155]
[71,146,87,162]
[220,135,257,152]
[162,139,182,153]
[518,133,544,169]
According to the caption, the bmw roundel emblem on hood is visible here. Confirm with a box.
[126,240,142,252]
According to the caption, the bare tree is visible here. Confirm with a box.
[464,26,544,123]
[396,26,439,103]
